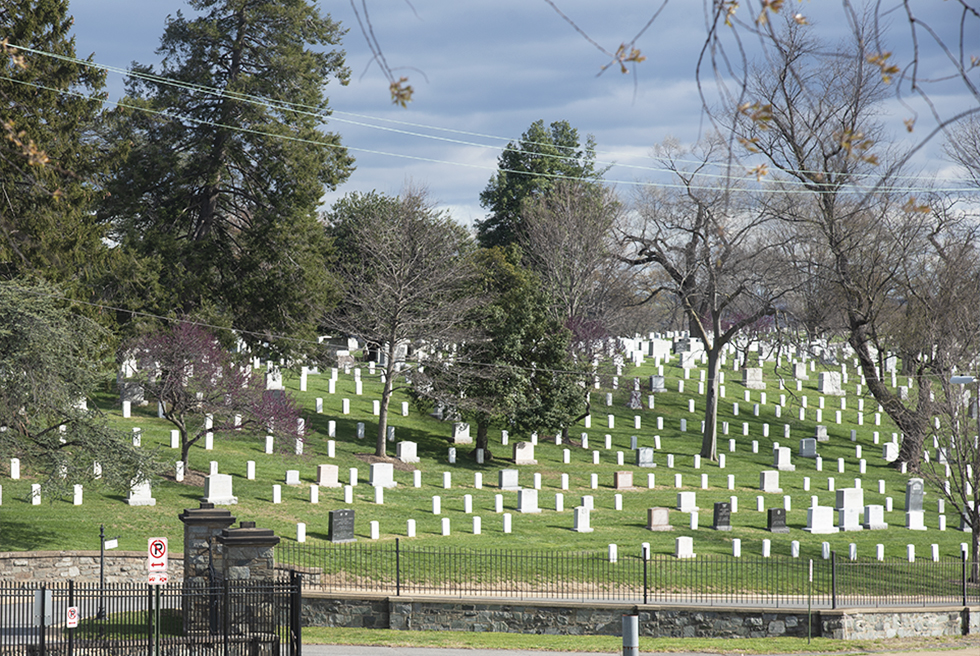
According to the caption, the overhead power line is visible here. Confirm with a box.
[6,42,978,196]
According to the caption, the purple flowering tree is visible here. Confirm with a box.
[127,322,302,469]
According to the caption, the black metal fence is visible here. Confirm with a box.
[0,574,302,656]
[278,539,980,609]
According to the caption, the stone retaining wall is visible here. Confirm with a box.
[0,551,185,584]
[302,592,979,640]
[820,608,977,640]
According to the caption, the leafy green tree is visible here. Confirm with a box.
[0,280,157,497]
[477,120,600,248]
[322,188,478,458]
[99,0,353,355]
[414,246,586,458]
[0,1,112,296]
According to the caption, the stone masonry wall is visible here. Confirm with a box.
[0,551,184,584]
[820,608,975,640]
[301,592,978,640]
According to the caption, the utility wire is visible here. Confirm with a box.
[7,42,978,194]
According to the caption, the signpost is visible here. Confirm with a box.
[147,537,168,656]
[98,524,120,621]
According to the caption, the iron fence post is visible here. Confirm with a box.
[290,571,303,656]
[39,584,46,656]
[223,579,230,656]
[831,551,837,610]
[396,538,401,597]
[146,583,152,656]
[68,579,74,656]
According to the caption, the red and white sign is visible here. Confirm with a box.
[148,572,169,586]
[66,606,79,629]
[147,537,168,572]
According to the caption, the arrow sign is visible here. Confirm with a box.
[147,537,168,572]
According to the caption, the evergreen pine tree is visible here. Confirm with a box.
[100,0,353,354]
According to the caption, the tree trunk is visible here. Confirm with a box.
[475,417,492,460]
[376,343,398,457]
[847,327,929,471]
[700,347,721,461]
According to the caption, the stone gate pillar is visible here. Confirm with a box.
[217,521,280,582]
[178,502,236,633]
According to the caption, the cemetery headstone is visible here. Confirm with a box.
[767,508,790,533]
[397,441,420,464]
[818,371,843,396]
[452,422,472,445]
[863,505,888,530]
[614,471,633,489]
[677,491,697,513]
[513,441,537,465]
[369,462,396,488]
[127,477,155,507]
[499,469,520,491]
[517,488,541,513]
[328,509,356,543]
[742,368,765,390]
[647,507,672,531]
[675,536,696,558]
[713,502,732,531]
[201,474,238,505]
[773,447,795,471]
[317,464,341,488]
[573,506,593,533]
[760,470,782,493]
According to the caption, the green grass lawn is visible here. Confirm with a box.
[0,354,970,565]
[301,627,980,653]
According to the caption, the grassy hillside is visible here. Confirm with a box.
[1,353,968,563]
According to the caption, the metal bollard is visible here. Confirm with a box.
[623,613,639,656]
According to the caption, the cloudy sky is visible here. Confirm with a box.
[67,1,976,227]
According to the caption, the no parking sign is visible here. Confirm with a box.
[66,606,79,629]
[147,537,168,571]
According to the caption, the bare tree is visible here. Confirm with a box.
[945,115,980,189]
[322,188,478,458]
[519,180,648,418]
[735,18,980,469]
[520,180,641,336]
[622,137,794,461]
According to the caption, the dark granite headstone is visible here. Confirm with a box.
[328,508,357,543]
[712,501,732,531]
[767,507,790,533]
